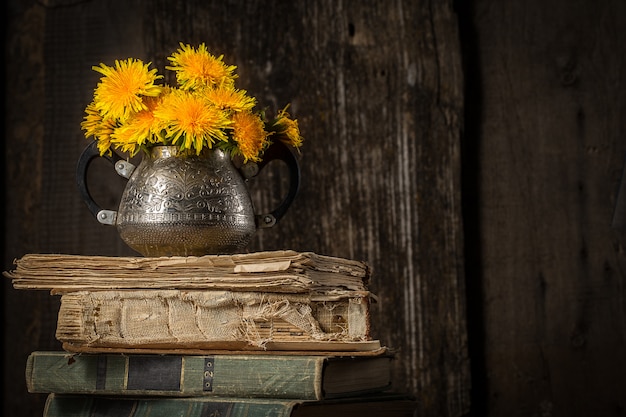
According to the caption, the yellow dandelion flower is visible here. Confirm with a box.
[92,58,163,121]
[204,87,256,113]
[110,97,162,156]
[94,119,117,156]
[271,107,304,148]
[232,111,270,162]
[166,42,237,91]
[81,101,117,156]
[109,125,140,156]
[81,101,104,138]
[154,89,231,154]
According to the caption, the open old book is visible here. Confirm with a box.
[4,250,381,354]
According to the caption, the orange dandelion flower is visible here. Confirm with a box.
[232,111,270,162]
[271,108,304,148]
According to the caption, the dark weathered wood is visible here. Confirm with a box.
[4,1,468,416]
[5,2,50,416]
[469,0,626,416]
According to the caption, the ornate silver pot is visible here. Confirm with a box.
[76,141,300,256]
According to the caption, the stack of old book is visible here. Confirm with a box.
[4,250,418,416]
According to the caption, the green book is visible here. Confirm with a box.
[43,393,418,417]
[26,351,393,400]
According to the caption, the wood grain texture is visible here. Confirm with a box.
[471,0,626,415]
[4,1,468,416]
[5,2,51,416]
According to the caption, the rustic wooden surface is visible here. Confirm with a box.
[4,1,468,416]
[463,0,626,416]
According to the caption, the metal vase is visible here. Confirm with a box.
[76,141,300,256]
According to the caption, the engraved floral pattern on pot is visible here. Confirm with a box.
[121,157,244,216]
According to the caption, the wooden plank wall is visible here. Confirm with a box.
[3,1,468,416]
[461,1,626,416]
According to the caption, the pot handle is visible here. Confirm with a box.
[249,140,301,229]
[75,141,136,226]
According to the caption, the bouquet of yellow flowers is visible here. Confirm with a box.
[81,42,303,163]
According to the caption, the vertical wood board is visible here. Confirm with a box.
[472,1,626,415]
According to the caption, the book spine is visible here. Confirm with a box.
[54,290,370,349]
[28,352,323,400]
[44,394,295,417]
